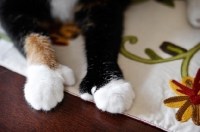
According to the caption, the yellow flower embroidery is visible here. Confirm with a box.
[164,69,200,125]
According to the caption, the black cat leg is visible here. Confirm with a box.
[75,0,135,113]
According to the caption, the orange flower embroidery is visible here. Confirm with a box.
[164,69,200,125]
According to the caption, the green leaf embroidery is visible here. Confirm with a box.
[145,48,163,60]
[120,36,200,78]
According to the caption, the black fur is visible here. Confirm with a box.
[0,0,51,55]
[76,0,130,94]
[0,0,131,95]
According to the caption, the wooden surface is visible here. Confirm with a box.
[0,66,165,132]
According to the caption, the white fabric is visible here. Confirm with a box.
[0,1,200,132]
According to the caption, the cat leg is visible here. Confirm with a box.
[75,0,135,113]
[24,34,75,111]
[0,10,75,111]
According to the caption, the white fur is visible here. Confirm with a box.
[50,0,78,22]
[80,87,96,101]
[24,64,75,111]
[93,79,135,113]
[91,87,96,95]
[186,0,200,28]
[58,65,75,86]
[80,93,93,101]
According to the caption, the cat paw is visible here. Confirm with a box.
[93,79,135,113]
[24,64,75,111]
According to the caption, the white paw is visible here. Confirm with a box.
[93,79,135,114]
[24,64,75,111]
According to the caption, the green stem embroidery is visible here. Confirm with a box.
[120,36,200,77]
[145,48,163,60]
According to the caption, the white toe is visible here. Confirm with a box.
[80,93,94,101]
[59,64,75,86]
[93,79,135,113]
[91,86,96,95]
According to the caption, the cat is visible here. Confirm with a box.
[0,0,135,113]
[0,0,198,114]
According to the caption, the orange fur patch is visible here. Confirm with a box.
[25,34,59,69]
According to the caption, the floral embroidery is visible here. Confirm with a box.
[121,36,200,77]
[164,69,200,125]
